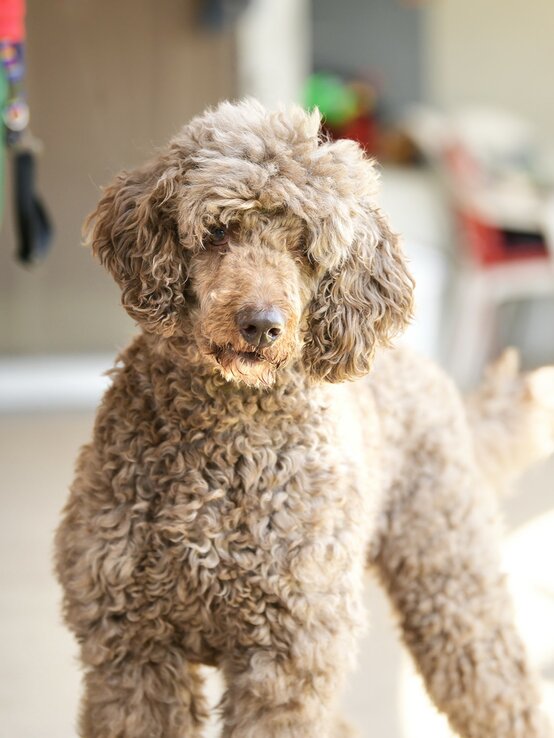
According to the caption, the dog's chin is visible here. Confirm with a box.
[208,344,283,387]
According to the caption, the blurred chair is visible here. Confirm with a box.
[447,237,553,386]
[443,140,554,386]
[405,106,554,386]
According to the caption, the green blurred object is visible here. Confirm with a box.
[0,61,6,224]
[304,73,358,127]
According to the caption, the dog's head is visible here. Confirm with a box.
[87,100,414,386]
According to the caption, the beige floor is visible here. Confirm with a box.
[0,411,552,738]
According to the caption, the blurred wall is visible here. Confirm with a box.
[426,0,554,139]
[0,0,236,355]
[237,0,311,107]
[312,0,426,118]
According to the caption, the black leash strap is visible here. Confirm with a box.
[13,144,52,263]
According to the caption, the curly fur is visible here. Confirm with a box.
[56,100,553,738]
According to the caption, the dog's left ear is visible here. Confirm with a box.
[302,205,414,382]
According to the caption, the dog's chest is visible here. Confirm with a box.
[157,394,340,540]
[140,380,370,616]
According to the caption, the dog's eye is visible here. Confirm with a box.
[207,225,229,247]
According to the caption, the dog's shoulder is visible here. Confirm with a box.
[369,347,463,422]
[366,347,471,475]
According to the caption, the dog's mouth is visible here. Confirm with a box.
[210,343,279,367]
[201,332,296,385]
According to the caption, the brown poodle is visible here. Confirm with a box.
[55,99,554,738]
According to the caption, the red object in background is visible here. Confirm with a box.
[323,114,379,156]
[457,210,549,266]
[0,0,25,41]
[338,114,378,154]
[444,143,549,266]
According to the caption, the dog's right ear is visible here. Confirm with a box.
[85,156,187,337]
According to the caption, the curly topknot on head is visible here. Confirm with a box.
[85,98,414,383]
[172,99,322,164]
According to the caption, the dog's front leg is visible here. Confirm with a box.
[372,385,551,738]
[219,620,358,738]
[78,647,208,738]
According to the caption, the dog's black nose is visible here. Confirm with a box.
[237,307,285,348]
